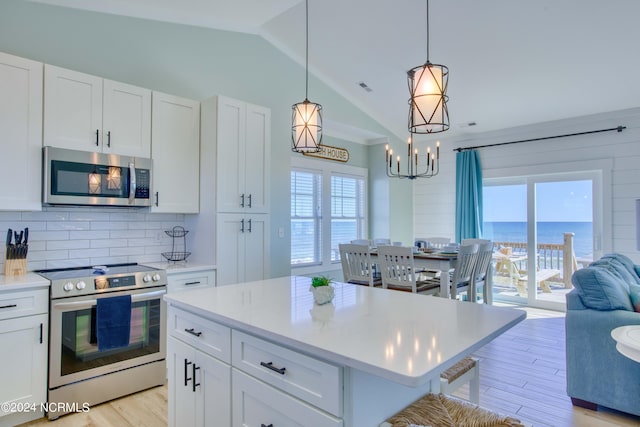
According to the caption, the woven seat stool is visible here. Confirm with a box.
[439,356,479,404]
[381,393,525,427]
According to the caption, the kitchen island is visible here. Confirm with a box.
[164,276,525,426]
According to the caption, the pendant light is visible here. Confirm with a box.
[291,0,323,153]
[408,0,449,134]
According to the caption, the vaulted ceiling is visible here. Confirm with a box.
[28,0,640,142]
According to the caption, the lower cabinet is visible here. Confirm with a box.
[167,305,343,427]
[232,369,342,427]
[0,287,48,427]
[167,336,231,427]
[166,268,216,293]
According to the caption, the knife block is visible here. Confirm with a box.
[3,256,26,276]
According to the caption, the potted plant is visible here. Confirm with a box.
[310,276,334,305]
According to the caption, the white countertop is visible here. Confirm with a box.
[164,275,525,387]
[143,262,216,274]
[0,272,50,291]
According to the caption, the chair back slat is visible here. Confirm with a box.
[450,244,479,299]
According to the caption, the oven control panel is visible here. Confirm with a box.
[95,275,138,290]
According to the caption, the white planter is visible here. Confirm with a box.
[310,285,334,305]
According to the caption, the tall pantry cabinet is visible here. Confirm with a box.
[188,96,270,286]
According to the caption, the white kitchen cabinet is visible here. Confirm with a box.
[0,52,43,211]
[216,213,269,286]
[43,64,151,157]
[0,285,48,427]
[167,336,231,427]
[167,268,215,293]
[216,96,270,214]
[151,91,200,214]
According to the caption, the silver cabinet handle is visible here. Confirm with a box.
[248,194,252,208]
[240,193,245,208]
[248,219,252,233]
[241,218,245,233]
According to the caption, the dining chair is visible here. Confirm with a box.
[449,243,479,300]
[377,245,440,295]
[463,240,494,303]
[339,243,381,287]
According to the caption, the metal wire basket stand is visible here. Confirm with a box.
[162,226,191,262]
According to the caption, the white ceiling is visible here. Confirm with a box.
[28,0,640,142]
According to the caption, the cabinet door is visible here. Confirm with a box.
[216,214,245,286]
[151,92,200,213]
[0,52,42,211]
[167,336,231,427]
[43,64,103,151]
[0,314,47,417]
[102,79,151,157]
[216,96,246,213]
[244,103,270,213]
[167,337,197,427]
[243,215,268,283]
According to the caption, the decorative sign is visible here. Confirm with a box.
[302,144,350,163]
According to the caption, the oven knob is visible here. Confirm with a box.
[152,273,161,282]
[143,274,152,283]
[76,281,86,290]
[63,282,74,292]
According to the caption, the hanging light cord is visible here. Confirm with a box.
[305,0,309,100]
[425,0,430,62]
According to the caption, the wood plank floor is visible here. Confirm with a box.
[18,306,640,427]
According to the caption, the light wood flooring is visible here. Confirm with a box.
[18,307,640,427]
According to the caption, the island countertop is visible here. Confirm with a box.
[164,275,525,387]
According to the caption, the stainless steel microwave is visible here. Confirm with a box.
[43,146,152,207]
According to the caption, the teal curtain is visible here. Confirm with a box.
[455,150,483,242]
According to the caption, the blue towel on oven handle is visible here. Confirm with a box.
[96,294,132,351]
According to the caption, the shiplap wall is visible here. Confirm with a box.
[0,207,184,271]
[414,107,640,263]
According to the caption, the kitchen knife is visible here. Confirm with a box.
[5,228,11,260]
[22,227,28,258]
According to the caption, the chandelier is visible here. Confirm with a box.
[291,0,323,153]
[407,0,449,134]
[385,136,439,179]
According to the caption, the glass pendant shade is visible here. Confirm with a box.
[291,99,323,152]
[408,61,449,134]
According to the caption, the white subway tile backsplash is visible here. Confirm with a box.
[1,208,185,272]
[47,240,90,250]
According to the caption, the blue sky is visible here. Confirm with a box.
[483,180,593,222]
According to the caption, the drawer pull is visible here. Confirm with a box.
[261,424,273,427]
[184,359,192,386]
[184,281,201,286]
[260,361,286,375]
[185,328,202,337]
[0,304,17,310]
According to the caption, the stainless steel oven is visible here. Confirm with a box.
[37,264,167,419]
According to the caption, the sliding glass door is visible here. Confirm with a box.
[483,172,601,310]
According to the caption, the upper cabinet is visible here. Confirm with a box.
[0,52,43,211]
[216,96,271,213]
[44,64,151,158]
[151,91,200,214]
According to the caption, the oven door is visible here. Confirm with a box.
[49,287,166,389]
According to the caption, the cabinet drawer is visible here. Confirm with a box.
[168,307,230,363]
[168,270,215,293]
[0,288,48,321]
[232,330,342,417]
[232,369,342,427]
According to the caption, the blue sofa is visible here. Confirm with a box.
[566,253,640,416]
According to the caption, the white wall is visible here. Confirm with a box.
[413,107,640,262]
[0,208,184,271]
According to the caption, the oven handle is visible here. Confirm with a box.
[129,162,136,205]
[52,289,166,310]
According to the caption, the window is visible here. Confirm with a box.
[291,157,368,271]
[291,169,322,265]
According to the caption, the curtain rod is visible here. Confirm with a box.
[453,125,626,152]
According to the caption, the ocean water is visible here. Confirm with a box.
[483,221,592,258]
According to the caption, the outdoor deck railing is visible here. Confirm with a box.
[493,232,578,288]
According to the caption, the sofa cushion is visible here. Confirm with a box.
[630,283,640,312]
[596,253,640,285]
[571,267,633,311]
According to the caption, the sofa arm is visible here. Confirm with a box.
[565,308,640,416]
